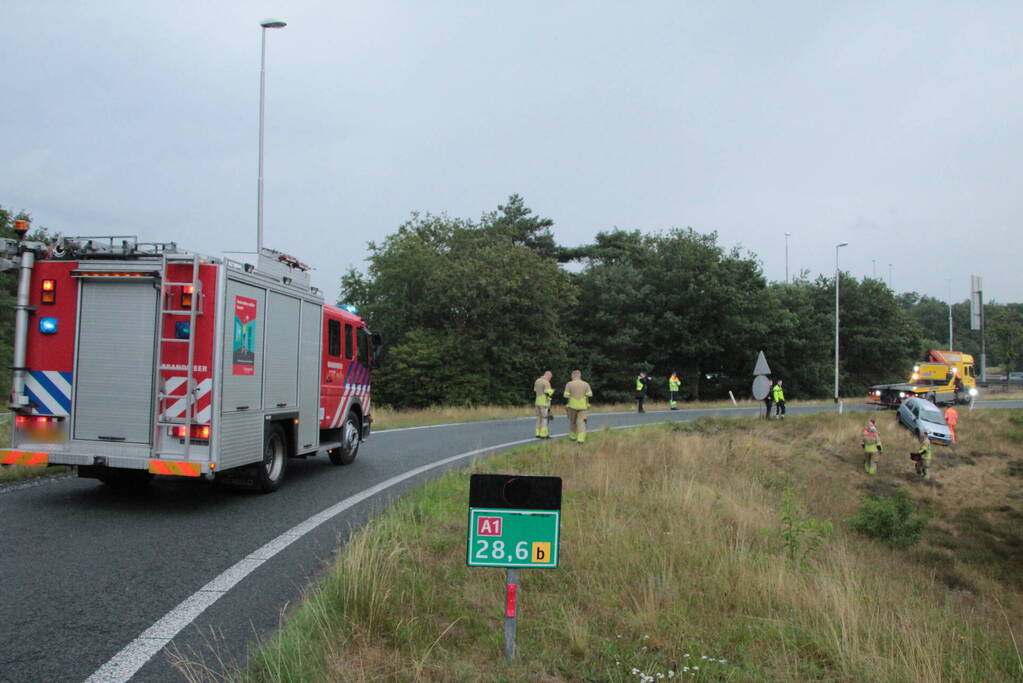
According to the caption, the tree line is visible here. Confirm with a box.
[1,199,1019,410]
[341,196,1023,407]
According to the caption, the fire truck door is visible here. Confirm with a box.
[73,279,158,443]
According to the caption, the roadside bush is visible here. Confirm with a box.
[778,488,833,564]
[850,488,927,548]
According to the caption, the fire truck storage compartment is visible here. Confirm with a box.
[298,300,322,451]
[263,291,300,409]
[73,278,158,444]
[219,278,323,469]
[220,280,266,469]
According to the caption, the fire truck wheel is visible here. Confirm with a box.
[330,413,360,466]
[256,423,288,493]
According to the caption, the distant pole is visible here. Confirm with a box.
[257,18,287,256]
[947,278,953,350]
[888,263,893,289]
[835,242,849,408]
[872,259,876,278]
[784,232,791,283]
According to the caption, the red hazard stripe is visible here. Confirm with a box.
[148,460,202,477]
[0,450,48,466]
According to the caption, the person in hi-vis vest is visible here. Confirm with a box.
[668,372,681,410]
[533,371,554,438]
[564,370,593,444]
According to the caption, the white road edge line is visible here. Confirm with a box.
[84,436,538,683]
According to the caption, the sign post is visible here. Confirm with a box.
[468,474,562,661]
[752,350,772,418]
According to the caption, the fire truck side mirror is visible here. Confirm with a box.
[370,333,383,370]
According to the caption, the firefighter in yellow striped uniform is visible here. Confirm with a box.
[533,371,554,438]
[564,370,593,444]
[862,419,883,474]
[668,372,681,410]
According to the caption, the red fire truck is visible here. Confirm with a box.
[0,227,378,492]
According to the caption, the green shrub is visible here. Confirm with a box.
[850,488,927,548]
[778,488,833,564]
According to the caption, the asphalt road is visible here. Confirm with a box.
[1,400,1019,682]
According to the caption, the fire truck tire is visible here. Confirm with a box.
[255,423,288,493]
[330,413,360,466]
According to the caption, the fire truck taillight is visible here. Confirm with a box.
[41,279,56,304]
[16,414,64,430]
[181,285,194,309]
[171,425,211,440]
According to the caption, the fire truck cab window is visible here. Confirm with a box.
[358,327,371,366]
[344,324,354,360]
[328,319,341,357]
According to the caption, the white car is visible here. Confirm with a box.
[896,397,953,446]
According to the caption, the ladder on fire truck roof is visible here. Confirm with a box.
[153,252,203,461]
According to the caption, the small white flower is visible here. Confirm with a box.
[657,674,664,679]
[694,666,700,671]
[669,673,675,679]
[701,655,707,660]
[683,653,690,658]
[632,668,639,674]
[682,667,689,672]
[644,635,650,639]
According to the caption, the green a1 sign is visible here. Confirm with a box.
[468,508,559,567]
[466,474,561,569]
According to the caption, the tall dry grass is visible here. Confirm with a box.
[206,411,1023,681]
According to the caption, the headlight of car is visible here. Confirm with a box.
[898,392,906,398]
[969,388,978,396]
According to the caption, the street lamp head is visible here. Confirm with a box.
[261,19,287,28]
[837,242,849,248]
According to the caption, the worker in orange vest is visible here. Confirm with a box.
[944,405,959,442]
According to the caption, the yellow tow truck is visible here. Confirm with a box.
[866,350,978,408]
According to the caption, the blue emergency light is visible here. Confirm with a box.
[39,317,58,334]
[342,304,358,314]
[175,321,191,339]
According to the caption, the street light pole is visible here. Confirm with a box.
[784,232,791,283]
[257,19,287,256]
[888,263,893,289]
[872,259,876,278]
[835,242,848,408]
[948,278,953,350]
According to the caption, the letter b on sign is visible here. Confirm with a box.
[532,542,551,563]
[477,517,502,536]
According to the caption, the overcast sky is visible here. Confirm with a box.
[2,1,1020,303]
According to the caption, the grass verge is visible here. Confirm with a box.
[185,409,1023,682]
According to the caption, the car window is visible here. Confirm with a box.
[920,407,945,425]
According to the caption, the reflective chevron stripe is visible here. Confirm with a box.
[0,450,48,466]
[148,461,202,477]
[24,371,72,416]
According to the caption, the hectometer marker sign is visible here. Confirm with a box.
[467,473,561,569]
[468,508,559,567]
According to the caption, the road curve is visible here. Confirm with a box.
[1,400,1019,682]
